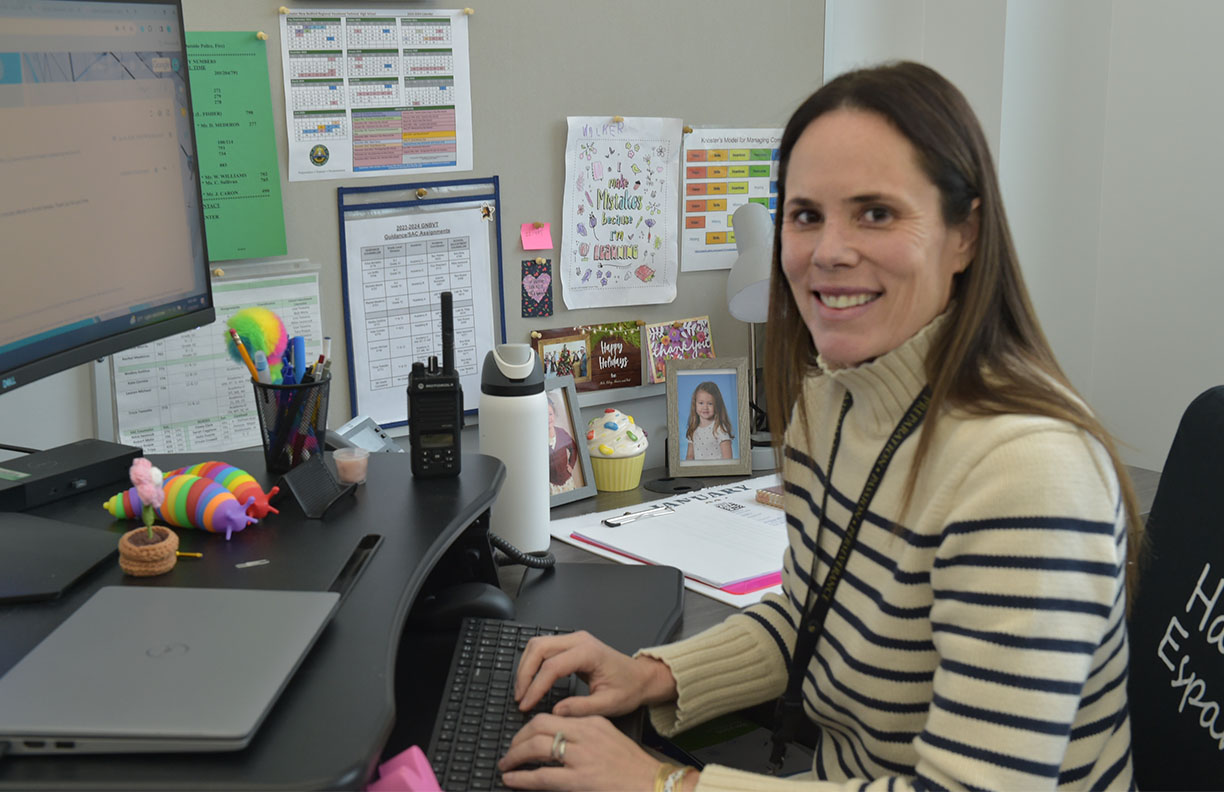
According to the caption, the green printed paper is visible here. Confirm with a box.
[186,32,286,261]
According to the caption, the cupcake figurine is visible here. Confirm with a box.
[586,408,649,491]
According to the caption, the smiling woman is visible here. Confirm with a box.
[497,62,1144,792]
[779,109,977,370]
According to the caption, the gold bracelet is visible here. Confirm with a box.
[654,763,681,792]
[664,765,694,792]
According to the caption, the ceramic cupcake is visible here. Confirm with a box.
[586,408,648,491]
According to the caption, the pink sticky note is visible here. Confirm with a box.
[520,222,553,250]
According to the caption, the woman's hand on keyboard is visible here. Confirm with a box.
[501,712,687,792]
[514,631,677,717]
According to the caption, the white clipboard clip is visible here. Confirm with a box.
[602,503,674,527]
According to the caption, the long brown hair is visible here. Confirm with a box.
[763,61,1144,603]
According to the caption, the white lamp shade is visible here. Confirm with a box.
[727,203,774,323]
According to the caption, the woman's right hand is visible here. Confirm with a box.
[514,631,677,718]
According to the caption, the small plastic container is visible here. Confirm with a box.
[332,447,370,485]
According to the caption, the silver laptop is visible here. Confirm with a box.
[0,586,339,754]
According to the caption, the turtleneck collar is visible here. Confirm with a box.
[812,311,948,433]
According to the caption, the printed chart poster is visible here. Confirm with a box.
[113,273,322,454]
[681,128,781,272]
[561,117,682,309]
[186,32,287,261]
[341,205,495,424]
[279,8,473,182]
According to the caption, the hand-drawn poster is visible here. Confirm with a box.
[681,128,781,271]
[560,117,682,309]
[643,316,715,384]
[531,322,643,392]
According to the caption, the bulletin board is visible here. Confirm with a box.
[337,177,505,427]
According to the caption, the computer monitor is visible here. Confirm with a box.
[0,0,214,397]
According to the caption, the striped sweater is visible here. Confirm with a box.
[640,317,1134,790]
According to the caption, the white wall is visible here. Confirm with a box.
[824,0,1007,157]
[998,0,1111,398]
[825,0,1224,471]
[1090,0,1224,470]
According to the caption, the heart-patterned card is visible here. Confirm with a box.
[521,259,554,317]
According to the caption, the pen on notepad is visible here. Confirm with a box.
[602,503,674,527]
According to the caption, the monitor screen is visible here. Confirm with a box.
[0,0,214,395]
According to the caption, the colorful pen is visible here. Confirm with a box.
[229,329,259,380]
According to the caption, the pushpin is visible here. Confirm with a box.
[535,257,546,265]
[462,7,474,14]
[416,187,427,198]
[612,115,624,123]
[278,6,289,14]
[256,31,267,40]
[683,125,693,134]
[212,267,225,278]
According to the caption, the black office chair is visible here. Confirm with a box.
[1127,386,1224,790]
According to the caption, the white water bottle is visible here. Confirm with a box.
[478,344,549,553]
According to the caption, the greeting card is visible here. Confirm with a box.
[643,316,715,384]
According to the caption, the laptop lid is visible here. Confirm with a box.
[0,586,339,754]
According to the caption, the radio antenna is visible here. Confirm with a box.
[440,291,455,374]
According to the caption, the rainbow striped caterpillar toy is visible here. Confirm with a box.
[167,461,279,519]
[103,473,257,540]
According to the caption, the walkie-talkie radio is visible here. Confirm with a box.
[408,292,463,477]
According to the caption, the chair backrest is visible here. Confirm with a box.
[1127,385,1224,790]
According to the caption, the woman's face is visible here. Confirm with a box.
[695,391,715,421]
[780,109,977,369]
[548,401,556,431]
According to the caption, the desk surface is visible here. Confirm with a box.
[0,449,504,791]
[506,465,750,641]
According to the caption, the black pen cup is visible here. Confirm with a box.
[252,375,331,474]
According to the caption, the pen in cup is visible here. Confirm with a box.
[253,350,271,384]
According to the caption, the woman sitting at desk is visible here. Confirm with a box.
[498,61,1142,791]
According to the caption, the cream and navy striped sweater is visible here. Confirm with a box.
[640,317,1134,790]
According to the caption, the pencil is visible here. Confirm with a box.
[229,329,259,380]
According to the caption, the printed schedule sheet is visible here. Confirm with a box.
[279,8,473,182]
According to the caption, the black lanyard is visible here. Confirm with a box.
[769,385,931,772]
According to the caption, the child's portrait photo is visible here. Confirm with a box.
[676,371,739,465]
[666,357,751,477]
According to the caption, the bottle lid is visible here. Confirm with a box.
[481,344,544,396]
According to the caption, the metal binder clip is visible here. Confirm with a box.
[602,503,674,527]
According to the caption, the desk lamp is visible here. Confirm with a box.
[727,202,775,471]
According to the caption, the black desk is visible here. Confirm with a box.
[0,449,504,791]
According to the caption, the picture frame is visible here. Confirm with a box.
[530,321,644,392]
[545,375,597,507]
[666,357,751,477]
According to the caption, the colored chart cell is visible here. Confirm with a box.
[709,199,727,211]
[728,165,749,178]
[728,149,750,161]
[750,148,773,160]
[686,166,706,179]
[685,216,706,229]
[707,149,728,161]
[749,164,771,178]
[686,199,707,212]
[727,229,736,244]
[707,182,727,194]
[705,232,727,244]
[708,165,728,178]
[686,183,708,195]
[687,149,708,161]
[727,182,748,194]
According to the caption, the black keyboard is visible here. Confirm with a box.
[427,617,576,791]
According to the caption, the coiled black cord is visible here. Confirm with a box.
[488,532,555,569]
